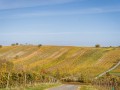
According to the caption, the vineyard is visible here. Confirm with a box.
[0,45,120,89]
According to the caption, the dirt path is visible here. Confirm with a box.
[95,60,120,79]
[48,84,79,90]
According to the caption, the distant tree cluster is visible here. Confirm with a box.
[0,45,2,48]
[95,44,100,48]
[11,43,19,46]
[10,43,43,47]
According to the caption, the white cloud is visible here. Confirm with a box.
[0,0,77,10]
[0,6,120,19]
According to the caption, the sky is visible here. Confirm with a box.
[0,0,120,46]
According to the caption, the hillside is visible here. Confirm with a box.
[0,45,120,79]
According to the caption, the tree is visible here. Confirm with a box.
[38,44,42,47]
[95,44,100,48]
[0,45,2,48]
[16,43,19,45]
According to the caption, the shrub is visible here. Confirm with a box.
[11,44,16,46]
[95,44,100,48]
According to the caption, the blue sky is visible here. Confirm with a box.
[0,0,120,46]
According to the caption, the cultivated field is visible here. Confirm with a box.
[0,45,120,89]
[0,45,120,78]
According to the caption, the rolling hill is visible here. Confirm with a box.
[0,45,120,79]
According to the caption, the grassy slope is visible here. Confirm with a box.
[110,64,120,76]
[0,83,60,90]
[0,45,120,77]
[25,83,60,90]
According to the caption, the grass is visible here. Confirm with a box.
[25,83,60,90]
[110,72,120,76]
[80,85,98,90]
[0,83,61,90]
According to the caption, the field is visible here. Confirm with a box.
[0,45,120,89]
[0,45,120,78]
